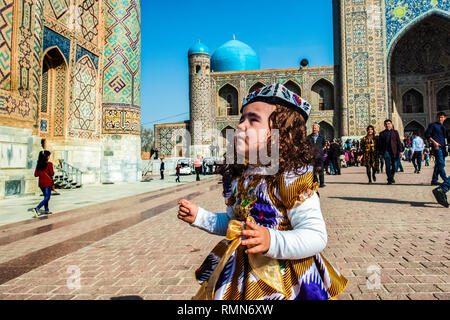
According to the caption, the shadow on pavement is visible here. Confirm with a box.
[110,296,143,300]
[328,196,437,207]
[325,181,433,187]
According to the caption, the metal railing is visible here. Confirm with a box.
[56,159,83,188]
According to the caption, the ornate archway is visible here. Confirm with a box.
[404,121,425,138]
[388,12,450,136]
[218,84,239,116]
[248,82,265,94]
[311,79,335,111]
[437,85,450,111]
[283,80,301,96]
[39,47,68,139]
[319,121,334,140]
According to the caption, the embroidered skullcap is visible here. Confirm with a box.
[241,83,311,122]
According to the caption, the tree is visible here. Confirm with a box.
[141,125,154,153]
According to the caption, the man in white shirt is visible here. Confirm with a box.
[411,132,425,174]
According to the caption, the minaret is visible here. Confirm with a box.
[101,0,142,182]
[188,40,214,157]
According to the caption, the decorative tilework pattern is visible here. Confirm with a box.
[45,0,70,25]
[0,0,13,90]
[158,127,177,156]
[69,55,98,139]
[53,62,66,137]
[17,0,34,100]
[31,0,44,107]
[385,0,450,50]
[102,105,140,134]
[103,0,140,105]
[102,0,141,135]
[354,94,370,131]
[76,45,99,70]
[78,0,99,45]
[40,70,48,113]
[354,53,369,87]
[391,20,449,75]
[43,27,71,64]
[40,119,47,132]
[339,0,387,136]
[353,11,367,46]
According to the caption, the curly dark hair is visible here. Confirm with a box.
[217,104,316,182]
[366,125,375,135]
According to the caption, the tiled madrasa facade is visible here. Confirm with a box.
[0,0,141,199]
[155,0,450,159]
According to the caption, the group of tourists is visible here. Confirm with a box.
[308,111,450,207]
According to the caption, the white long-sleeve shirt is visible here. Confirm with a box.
[411,136,425,153]
[191,192,327,260]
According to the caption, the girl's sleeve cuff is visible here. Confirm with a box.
[263,228,277,258]
[191,207,209,228]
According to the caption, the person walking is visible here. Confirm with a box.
[202,159,207,176]
[410,132,425,174]
[426,112,448,186]
[378,120,403,185]
[395,147,404,173]
[308,123,326,188]
[160,158,165,180]
[32,150,54,217]
[329,139,341,175]
[424,147,430,167]
[175,164,181,183]
[324,141,332,175]
[359,125,379,184]
[194,155,202,181]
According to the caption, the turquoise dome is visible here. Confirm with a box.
[211,39,260,72]
[188,41,211,56]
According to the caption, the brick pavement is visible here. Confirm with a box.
[0,161,448,300]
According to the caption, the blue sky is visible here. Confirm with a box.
[140,0,335,129]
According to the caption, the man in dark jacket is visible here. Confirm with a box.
[426,112,450,207]
[308,123,326,187]
[426,112,447,186]
[328,139,342,175]
[378,119,404,185]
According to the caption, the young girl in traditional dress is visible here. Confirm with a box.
[177,83,348,300]
[359,125,379,184]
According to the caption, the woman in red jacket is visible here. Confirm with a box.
[32,150,54,217]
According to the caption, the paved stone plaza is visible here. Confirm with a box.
[0,161,448,300]
[0,174,215,226]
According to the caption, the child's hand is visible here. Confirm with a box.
[241,220,270,254]
[177,199,198,224]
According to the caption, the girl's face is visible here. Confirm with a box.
[367,127,374,135]
[236,101,275,158]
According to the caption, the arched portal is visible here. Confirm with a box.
[319,121,334,140]
[404,121,425,138]
[437,85,450,111]
[311,79,335,111]
[388,12,450,136]
[248,82,265,94]
[402,89,424,114]
[284,80,301,96]
[39,47,68,138]
[220,125,235,150]
[218,84,239,116]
